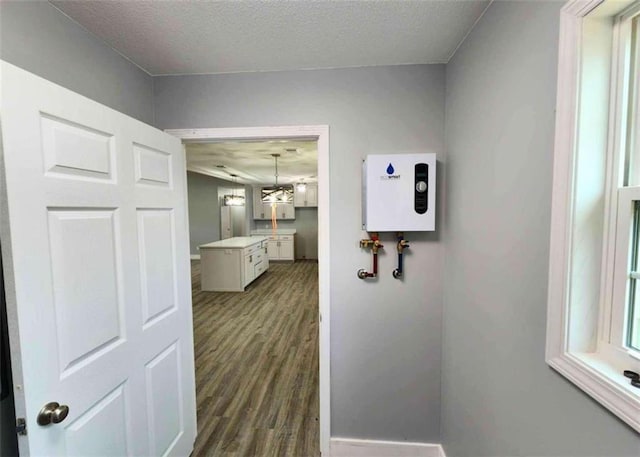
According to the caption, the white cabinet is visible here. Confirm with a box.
[276,202,295,220]
[243,251,255,285]
[200,237,269,291]
[252,186,295,220]
[252,190,272,220]
[243,241,269,287]
[294,183,318,207]
[278,237,294,260]
[267,235,295,261]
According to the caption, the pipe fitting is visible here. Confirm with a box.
[393,233,409,279]
[358,234,383,279]
[397,239,410,253]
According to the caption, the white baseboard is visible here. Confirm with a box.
[190,254,201,260]
[330,438,446,457]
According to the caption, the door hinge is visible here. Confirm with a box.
[16,418,27,435]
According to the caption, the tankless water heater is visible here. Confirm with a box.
[362,153,436,232]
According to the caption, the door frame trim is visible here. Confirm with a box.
[165,125,330,456]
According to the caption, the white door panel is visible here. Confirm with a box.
[0,61,196,456]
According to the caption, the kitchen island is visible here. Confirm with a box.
[199,236,268,292]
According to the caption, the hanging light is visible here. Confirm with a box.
[272,153,280,187]
[296,182,307,192]
[224,174,245,206]
[271,153,290,202]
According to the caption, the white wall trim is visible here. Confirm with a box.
[330,438,445,457]
[165,125,331,456]
[190,254,201,260]
[545,0,640,434]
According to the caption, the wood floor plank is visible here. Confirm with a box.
[190,260,319,457]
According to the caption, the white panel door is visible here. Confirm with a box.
[0,62,196,456]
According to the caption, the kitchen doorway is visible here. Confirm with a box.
[167,126,330,456]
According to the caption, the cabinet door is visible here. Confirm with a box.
[244,253,254,286]
[306,184,318,207]
[266,239,279,260]
[294,184,318,207]
[253,188,275,220]
[253,188,264,219]
[279,239,294,260]
[264,202,276,219]
[287,203,296,219]
[294,186,306,207]
[279,203,295,219]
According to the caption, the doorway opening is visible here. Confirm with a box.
[166,126,330,456]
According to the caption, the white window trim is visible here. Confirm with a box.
[546,0,640,433]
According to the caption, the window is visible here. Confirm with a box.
[605,2,640,372]
[546,0,640,434]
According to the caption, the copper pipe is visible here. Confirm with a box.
[358,233,383,279]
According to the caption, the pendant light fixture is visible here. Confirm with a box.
[270,154,279,230]
[270,153,280,202]
[224,174,245,206]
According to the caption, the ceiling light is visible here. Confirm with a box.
[224,194,245,206]
[225,174,245,206]
[296,182,306,192]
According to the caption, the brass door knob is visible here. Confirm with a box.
[37,402,70,426]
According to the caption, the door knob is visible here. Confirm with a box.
[37,402,69,426]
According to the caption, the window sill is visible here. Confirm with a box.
[547,351,640,432]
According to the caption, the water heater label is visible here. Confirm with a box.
[379,163,401,180]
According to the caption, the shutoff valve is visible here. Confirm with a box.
[357,235,383,279]
[392,233,410,279]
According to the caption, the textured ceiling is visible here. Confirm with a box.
[51,0,490,76]
[186,139,318,185]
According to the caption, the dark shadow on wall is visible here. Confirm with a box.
[1,245,19,456]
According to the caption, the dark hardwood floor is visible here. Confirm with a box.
[190,260,320,457]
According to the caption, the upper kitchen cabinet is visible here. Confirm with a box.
[253,191,271,220]
[294,183,318,207]
[253,185,295,220]
[276,202,295,220]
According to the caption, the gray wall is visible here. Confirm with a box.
[0,1,154,124]
[187,171,249,255]
[442,2,640,456]
[155,65,445,442]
